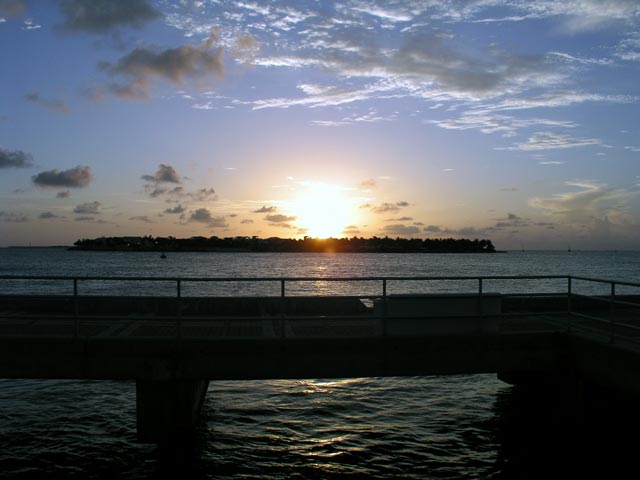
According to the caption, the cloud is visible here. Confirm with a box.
[39,211,63,219]
[0,148,33,168]
[25,92,70,113]
[189,187,217,201]
[74,216,95,222]
[359,179,377,189]
[500,132,601,150]
[129,215,153,223]
[387,216,413,222]
[189,207,228,227]
[164,204,185,214]
[381,224,421,236]
[0,210,28,222]
[430,112,577,137]
[369,201,409,214]
[424,225,442,233]
[493,213,530,229]
[240,219,254,224]
[57,0,161,33]
[73,201,101,214]
[142,165,188,198]
[56,190,71,198]
[342,225,361,235]
[253,205,277,213]
[265,213,297,223]
[141,164,181,183]
[32,165,93,188]
[97,29,224,99]
[231,33,259,64]
[529,181,640,224]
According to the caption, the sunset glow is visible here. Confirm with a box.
[292,183,355,239]
[1,1,639,249]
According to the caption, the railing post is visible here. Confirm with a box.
[610,282,616,343]
[567,276,572,332]
[176,279,182,340]
[280,279,286,338]
[73,278,79,337]
[477,278,484,328]
[382,279,387,336]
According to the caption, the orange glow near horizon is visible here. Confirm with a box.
[292,183,355,238]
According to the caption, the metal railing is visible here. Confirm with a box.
[1,274,639,343]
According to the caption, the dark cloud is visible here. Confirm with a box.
[57,0,161,33]
[164,204,185,214]
[189,187,217,201]
[141,164,181,184]
[265,214,297,223]
[493,213,530,229]
[253,205,277,213]
[381,224,421,236]
[0,148,33,169]
[0,210,28,222]
[25,92,70,113]
[240,219,254,224]
[148,185,184,198]
[370,201,409,214]
[39,211,63,219]
[129,215,153,223]
[424,225,442,233]
[387,216,413,222]
[98,30,224,99]
[56,190,71,198]
[75,216,95,222]
[32,165,93,188]
[189,208,212,223]
[189,208,228,228]
[0,0,25,16]
[73,201,101,214]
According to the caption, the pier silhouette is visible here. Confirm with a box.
[1,274,639,442]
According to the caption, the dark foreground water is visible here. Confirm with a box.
[1,249,640,479]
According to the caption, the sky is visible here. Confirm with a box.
[1,0,639,249]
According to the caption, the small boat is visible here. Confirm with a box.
[160,253,167,259]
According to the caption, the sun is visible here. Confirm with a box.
[292,183,354,238]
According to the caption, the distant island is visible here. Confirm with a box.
[71,236,497,253]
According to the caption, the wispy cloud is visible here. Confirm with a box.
[25,92,70,113]
[265,213,296,223]
[530,181,640,224]
[366,201,409,214]
[499,132,601,150]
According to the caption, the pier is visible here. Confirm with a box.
[1,275,639,442]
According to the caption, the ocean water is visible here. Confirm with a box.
[1,249,640,479]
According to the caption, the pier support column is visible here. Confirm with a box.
[136,379,210,443]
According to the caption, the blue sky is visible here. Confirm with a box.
[1,0,639,249]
